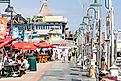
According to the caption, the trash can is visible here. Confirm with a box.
[28,57,37,71]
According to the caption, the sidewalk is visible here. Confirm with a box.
[0,61,96,81]
[0,61,55,81]
[38,61,96,81]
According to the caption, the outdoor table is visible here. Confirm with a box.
[4,64,20,77]
[37,55,49,63]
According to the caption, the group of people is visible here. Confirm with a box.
[59,48,73,63]
[3,50,30,71]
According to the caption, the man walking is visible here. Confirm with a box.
[62,49,66,63]
[68,49,72,62]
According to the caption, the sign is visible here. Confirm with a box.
[24,33,29,42]
[44,16,66,22]
[12,27,19,43]
[0,0,10,3]
[12,27,19,38]
[0,18,7,38]
[27,17,43,23]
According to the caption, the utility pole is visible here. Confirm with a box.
[105,0,114,68]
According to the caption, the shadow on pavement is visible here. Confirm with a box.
[70,72,79,76]
[58,78,65,80]
[72,79,81,81]
[70,66,81,69]
[70,68,79,71]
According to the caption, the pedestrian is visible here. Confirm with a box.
[47,49,51,61]
[62,49,66,63]
[68,49,72,62]
[60,51,63,61]
[55,50,58,60]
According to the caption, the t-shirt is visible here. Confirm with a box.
[68,51,72,56]
[62,51,66,57]
[22,59,29,69]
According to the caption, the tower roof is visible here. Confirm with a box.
[37,1,53,16]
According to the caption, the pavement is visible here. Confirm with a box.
[0,61,55,81]
[0,61,96,81]
[38,61,96,81]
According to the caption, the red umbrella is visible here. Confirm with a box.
[49,44,56,48]
[0,37,18,43]
[0,37,18,48]
[12,42,37,50]
[36,42,52,48]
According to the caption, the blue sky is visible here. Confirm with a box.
[0,0,121,32]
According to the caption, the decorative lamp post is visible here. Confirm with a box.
[105,0,115,68]
[90,0,102,7]
[82,16,92,69]
[5,4,13,38]
[86,7,98,69]
[104,39,110,70]
[79,23,86,69]
[90,0,102,81]
[114,31,118,60]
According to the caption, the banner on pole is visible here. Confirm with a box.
[0,18,7,38]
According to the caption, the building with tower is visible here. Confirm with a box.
[21,1,68,44]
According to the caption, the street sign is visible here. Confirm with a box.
[2,14,15,17]
[0,0,10,3]
[2,14,11,17]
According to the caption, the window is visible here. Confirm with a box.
[41,26,43,30]
[33,32,37,34]
[36,25,38,30]
[60,25,62,29]
[48,26,50,29]
[46,26,48,30]
[39,26,41,29]
[43,26,45,30]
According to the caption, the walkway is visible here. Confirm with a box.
[0,61,96,81]
[0,61,55,81]
[38,61,96,81]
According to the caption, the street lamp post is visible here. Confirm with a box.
[104,39,110,70]
[114,31,118,60]
[104,0,115,70]
[86,7,98,69]
[5,4,13,38]
[107,0,115,67]
[82,16,91,70]
[79,23,86,69]
[90,0,102,81]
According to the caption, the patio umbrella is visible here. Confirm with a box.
[0,37,18,43]
[36,42,53,48]
[12,41,37,50]
[0,37,18,48]
[49,44,56,48]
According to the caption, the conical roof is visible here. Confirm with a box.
[38,1,53,16]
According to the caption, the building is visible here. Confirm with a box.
[22,1,68,43]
